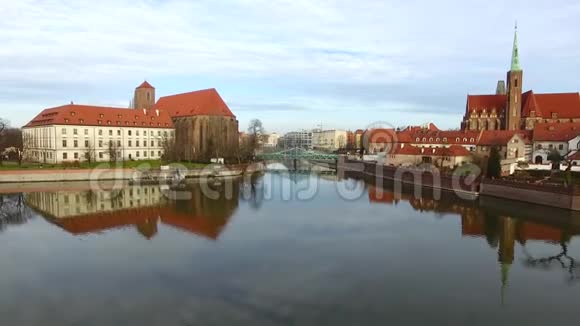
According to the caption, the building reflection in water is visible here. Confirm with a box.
[367,183,580,298]
[25,181,240,241]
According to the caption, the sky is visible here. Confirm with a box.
[0,0,579,133]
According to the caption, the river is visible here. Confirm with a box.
[1,172,579,325]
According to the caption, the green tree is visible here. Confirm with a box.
[486,146,502,178]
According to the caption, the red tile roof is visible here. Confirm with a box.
[24,104,174,128]
[49,205,232,240]
[466,91,580,120]
[392,144,470,157]
[530,93,580,119]
[466,94,506,115]
[407,130,481,145]
[533,122,580,141]
[477,130,530,146]
[136,81,154,89]
[154,88,235,118]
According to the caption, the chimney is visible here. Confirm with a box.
[155,109,159,117]
[143,108,146,115]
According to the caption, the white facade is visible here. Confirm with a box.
[284,130,313,149]
[25,185,167,218]
[263,133,280,148]
[22,124,174,164]
[312,129,347,151]
[532,139,572,165]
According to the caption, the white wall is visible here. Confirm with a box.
[23,124,174,163]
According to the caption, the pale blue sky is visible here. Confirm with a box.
[0,0,579,133]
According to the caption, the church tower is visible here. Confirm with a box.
[505,24,522,130]
[134,81,155,110]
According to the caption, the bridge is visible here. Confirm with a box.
[256,148,338,161]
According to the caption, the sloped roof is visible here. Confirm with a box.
[533,122,580,141]
[24,104,173,128]
[466,94,507,115]
[532,93,580,118]
[154,88,235,118]
[466,91,580,119]
[48,205,232,240]
[408,130,482,145]
[392,144,470,157]
[136,81,155,89]
[477,130,531,146]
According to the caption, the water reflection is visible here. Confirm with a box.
[24,181,240,240]
[0,193,36,233]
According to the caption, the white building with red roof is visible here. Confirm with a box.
[23,81,239,163]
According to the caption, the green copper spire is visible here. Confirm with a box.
[510,22,521,71]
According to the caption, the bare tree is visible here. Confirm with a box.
[0,118,7,135]
[84,140,96,164]
[161,134,177,162]
[1,127,23,166]
[107,140,120,163]
[247,119,264,157]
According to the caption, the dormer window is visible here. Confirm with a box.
[429,138,433,142]
[415,137,420,142]
[70,112,76,116]
[99,114,104,118]
[470,138,474,142]
[97,120,102,125]
[443,137,447,142]
[64,118,69,123]
[455,137,460,142]
[135,115,139,120]
[551,112,558,119]
[422,138,426,142]
[436,138,440,142]
[107,120,111,125]
[463,138,467,142]
[79,119,84,123]
[117,114,122,118]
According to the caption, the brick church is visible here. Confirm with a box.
[133,82,239,161]
[462,26,580,131]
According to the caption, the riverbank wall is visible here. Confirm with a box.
[339,157,580,211]
[0,167,244,184]
[338,158,480,198]
[480,179,580,211]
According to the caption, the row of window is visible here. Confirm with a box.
[536,144,565,150]
[62,128,172,137]
[62,151,162,160]
[62,139,162,148]
[415,137,476,143]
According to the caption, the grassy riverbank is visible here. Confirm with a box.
[0,160,208,170]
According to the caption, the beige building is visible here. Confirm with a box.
[312,129,347,151]
[384,144,472,168]
[263,133,280,148]
[22,106,174,163]
[25,185,168,219]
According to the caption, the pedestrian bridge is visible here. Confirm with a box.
[256,148,338,161]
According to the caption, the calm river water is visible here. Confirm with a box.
[1,172,580,326]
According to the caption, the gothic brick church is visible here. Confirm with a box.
[134,82,239,161]
[462,26,580,131]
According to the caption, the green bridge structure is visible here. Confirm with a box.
[256,148,338,161]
